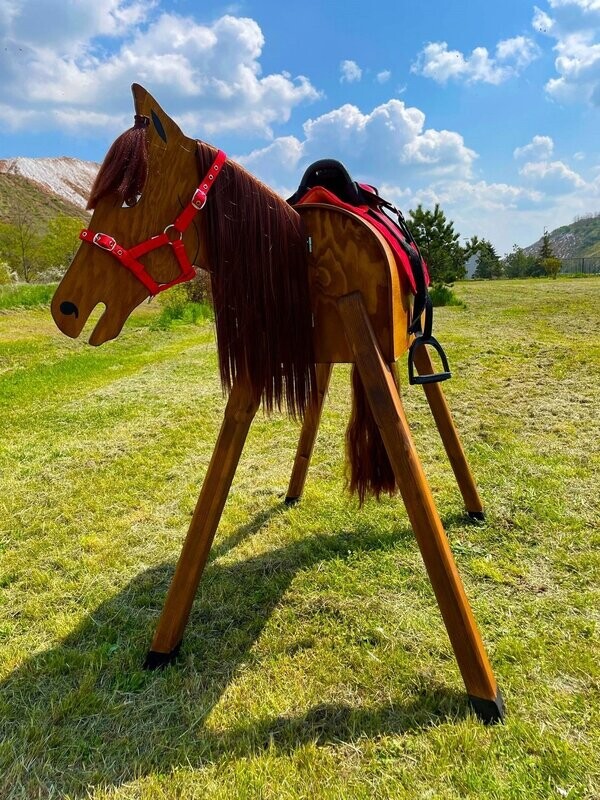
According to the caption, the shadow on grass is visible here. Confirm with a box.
[0,512,468,798]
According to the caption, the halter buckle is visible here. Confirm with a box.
[191,189,207,210]
[93,232,116,251]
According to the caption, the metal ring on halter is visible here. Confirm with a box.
[163,224,184,242]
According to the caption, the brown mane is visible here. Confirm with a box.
[87,117,149,209]
[197,141,316,419]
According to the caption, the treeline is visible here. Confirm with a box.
[0,197,570,287]
[473,233,561,280]
[406,203,562,282]
[0,214,82,284]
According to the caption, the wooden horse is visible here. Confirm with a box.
[51,84,504,723]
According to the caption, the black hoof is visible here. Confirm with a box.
[468,689,505,724]
[467,510,486,522]
[143,643,181,670]
[284,496,300,506]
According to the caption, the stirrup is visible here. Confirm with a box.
[408,335,452,385]
[407,294,451,385]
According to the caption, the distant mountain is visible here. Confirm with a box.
[0,172,91,229]
[0,157,98,210]
[524,213,600,259]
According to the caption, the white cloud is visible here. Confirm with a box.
[514,135,555,159]
[412,35,540,85]
[234,93,600,254]
[548,0,600,10]
[0,8,321,137]
[534,1,600,105]
[237,98,477,193]
[340,60,362,83]
[519,159,587,190]
[376,70,391,84]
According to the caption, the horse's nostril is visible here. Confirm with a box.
[60,301,79,318]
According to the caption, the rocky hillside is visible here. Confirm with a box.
[524,213,600,259]
[0,172,90,228]
[0,157,98,210]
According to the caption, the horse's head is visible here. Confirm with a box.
[52,84,208,345]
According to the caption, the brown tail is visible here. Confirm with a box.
[346,365,398,505]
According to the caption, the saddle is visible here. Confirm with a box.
[288,159,451,384]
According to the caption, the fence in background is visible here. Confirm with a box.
[560,257,600,275]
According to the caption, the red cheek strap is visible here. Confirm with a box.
[79,149,226,295]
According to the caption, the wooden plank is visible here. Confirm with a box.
[147,380,259,662]
[338,291,501,707]
[297,205,411,363]
[285,363,333,502]
[413,344,484,516]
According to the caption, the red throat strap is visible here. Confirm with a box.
[79,148,227,296]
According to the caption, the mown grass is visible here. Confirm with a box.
[0,279,598,799]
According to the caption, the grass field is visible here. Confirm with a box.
[0,279,599,799]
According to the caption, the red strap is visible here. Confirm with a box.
[79,149,227,296]
[129,233,169,259]
[175,150,227,232]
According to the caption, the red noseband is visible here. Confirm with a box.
[79,149,227,296]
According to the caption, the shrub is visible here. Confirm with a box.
[541,257,562,279]
[429,284,465,308]
[185,270,212,304]
[0,262,12,285]
[152,285,212,330]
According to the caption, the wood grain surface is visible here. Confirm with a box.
[297,204,411,363]
[338,292,499,701]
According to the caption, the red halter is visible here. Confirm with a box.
[79,149,227,296]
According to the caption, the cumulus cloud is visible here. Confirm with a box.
[514,135,555,159]
[340,60,362,83]
[235,94,600,254]
[534,1,600,105]
[0,5,320,136]
[412,35,540,85]
[237,98,477,196]
[519,159,587,190]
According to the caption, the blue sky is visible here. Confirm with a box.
[1,0,599,252]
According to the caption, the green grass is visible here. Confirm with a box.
[0,279,598,799]
[0,282,58,310]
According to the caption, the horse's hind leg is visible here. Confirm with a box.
[145,379,259,668]
[285,363,333,504]
[338,291,504,724]
[412,345,484,520]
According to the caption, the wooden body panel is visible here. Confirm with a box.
[296,205,411,363]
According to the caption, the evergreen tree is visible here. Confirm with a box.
[502,245,537,278]
[407,203,467,285]
[539,231,554,259]
[474,239,503,279]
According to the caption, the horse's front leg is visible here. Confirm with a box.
[145,379,259,668]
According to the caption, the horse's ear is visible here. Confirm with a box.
[131,83,191,151]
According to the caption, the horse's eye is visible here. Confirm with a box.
[122,194,142,208]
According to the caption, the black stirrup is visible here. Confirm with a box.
[408,296,452,385]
